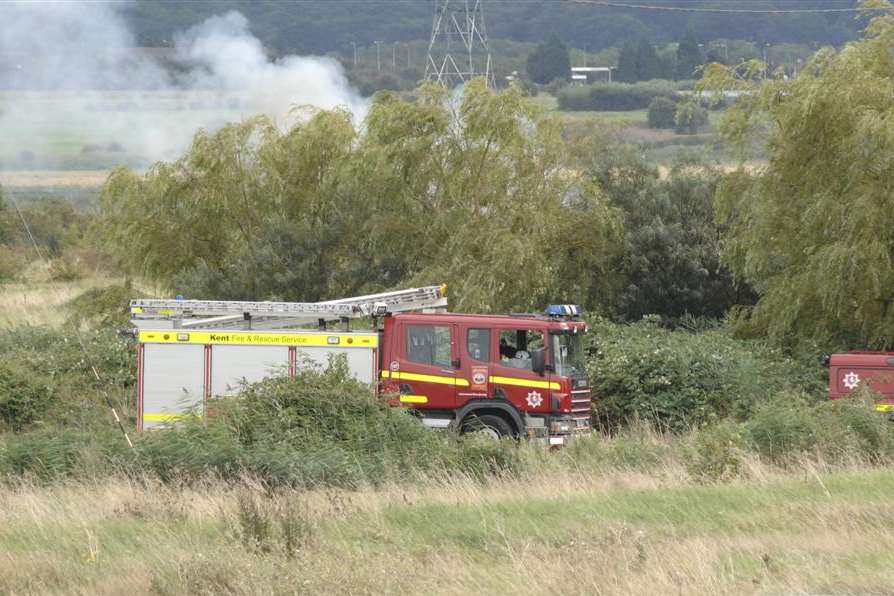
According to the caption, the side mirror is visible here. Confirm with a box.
[532,349,545,376]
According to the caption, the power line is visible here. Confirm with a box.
[223,0,889,14]
[217,0,867,8]
[566,0,881,14]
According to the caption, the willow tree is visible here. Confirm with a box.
[99,81,620,312]
[700,2,894,348]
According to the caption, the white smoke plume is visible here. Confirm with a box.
[0,2,365,170]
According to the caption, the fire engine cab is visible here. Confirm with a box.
[380,309,590,443]
[130,286,591,445]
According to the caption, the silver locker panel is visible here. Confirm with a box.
[210,345,290,396]
[295,346,375,384]
[142,344,205,429]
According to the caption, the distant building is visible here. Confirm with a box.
[570,66,613,84]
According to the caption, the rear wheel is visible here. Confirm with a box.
[461,413,515,440]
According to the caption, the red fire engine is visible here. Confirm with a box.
[130,286,591,445]
[828,351,894,412]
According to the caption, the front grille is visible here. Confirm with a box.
[570,388,592,431]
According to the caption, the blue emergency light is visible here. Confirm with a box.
[545,304,583,317]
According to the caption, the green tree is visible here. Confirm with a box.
[657,44,678,79]
[615,38,660,82]
[567,127,751,320]
[647,96,676,128]
[100,81,621,313]
[615,41,638,82]
[635,38,661,81]
[676,32,703,80]
[700,3,894,347]
[526,33,571,85]
[674,101,708,134]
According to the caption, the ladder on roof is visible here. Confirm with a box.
[130,285,448,330]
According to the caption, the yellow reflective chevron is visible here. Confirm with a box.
[876,403,894,412]
[143,412,199,422]
[399,394,428,404]
[490,375,561,390]
[380,370,469,386]
[382,370,558,389]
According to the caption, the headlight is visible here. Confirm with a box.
[550,418,573,434]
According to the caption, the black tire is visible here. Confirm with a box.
[460,413,515,440]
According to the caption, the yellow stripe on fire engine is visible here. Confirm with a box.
[489,375,561,391]
[399,394,429,404]
[876,404,894,412]
[143,412,200,422]
[380,370,470,386]
[138,330,378,348]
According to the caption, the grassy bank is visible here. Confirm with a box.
[2,464,892,594]
[0,276,121,329]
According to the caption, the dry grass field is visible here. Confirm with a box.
[0,278,102,328]
[1,462,892,595]
[0,170,110,189]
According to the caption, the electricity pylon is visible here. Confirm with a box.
[425,0,495,88]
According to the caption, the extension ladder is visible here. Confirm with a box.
[130,285,448,330]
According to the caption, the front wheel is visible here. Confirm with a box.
[460,413,515,440]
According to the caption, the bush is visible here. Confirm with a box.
[587,317,825,433]
[744,390,894,466]
[684,420,746,481]
[0,357,523,486]
[557,81,679,111]
[135,360,520,488]
[545,78,568,96]
[0,197,89,257]
[0,327,135,432]
[565,420,674,473]
[674,102,709,134]
[555,85,592,110]
[67,282,139,328]
[0,428,89,481]
[515,78,538,97]
[0,359,59,431]
[814,391,893,462]
[0,426,129,482]
[0,246,27,283]
[647,97,677,129]
[744,392,820,464]
[49,253,88,281]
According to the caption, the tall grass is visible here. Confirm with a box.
[0,460,892,594]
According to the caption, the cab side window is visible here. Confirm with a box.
[498,329,544,370]
[406,325,451,367]
[467,328,490,362]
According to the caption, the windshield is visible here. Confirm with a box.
[551,332,586,377]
